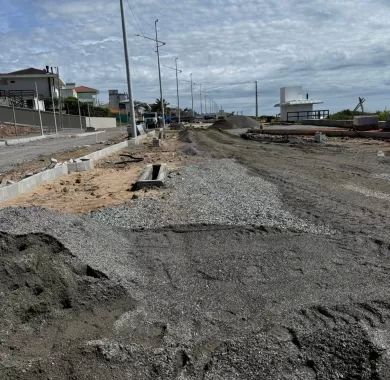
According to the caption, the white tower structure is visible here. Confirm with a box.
[275,86,323,122]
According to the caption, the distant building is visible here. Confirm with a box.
[75,85,99,106]
[109,90,128,112]
[274,86,326,122]
[0,67,64,110]
[62,82,77,99]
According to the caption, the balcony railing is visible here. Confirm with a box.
[287,110,329,122]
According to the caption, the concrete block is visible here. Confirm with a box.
[379,121,390,130]
[353,116,379,131]
[67,158,94,173]
[314,132,327,143]
[134,164,167,189]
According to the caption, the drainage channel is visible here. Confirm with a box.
[134,163,168,190]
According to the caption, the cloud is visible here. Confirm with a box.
[1,0,390,114]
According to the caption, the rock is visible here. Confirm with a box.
[62,187,69,193]
[132,194,139,200]
[50,158,58,164]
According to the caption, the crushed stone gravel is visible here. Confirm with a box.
[90,158,330,234]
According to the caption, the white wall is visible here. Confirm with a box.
[87,117,116,129]
[280,86,304,103]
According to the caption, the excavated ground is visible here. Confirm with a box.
[0,128,389,379]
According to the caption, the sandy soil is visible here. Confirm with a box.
[1,131,200,213]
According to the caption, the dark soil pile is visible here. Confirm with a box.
[0,232,135,380]
[210,115,260,130]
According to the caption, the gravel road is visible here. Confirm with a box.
[0,128,124,174]
[91,158,329,234]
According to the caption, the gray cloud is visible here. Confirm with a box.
[1,0,390,114]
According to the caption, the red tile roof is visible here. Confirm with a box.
[75,85,98,94]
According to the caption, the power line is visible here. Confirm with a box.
[125,0,145,37]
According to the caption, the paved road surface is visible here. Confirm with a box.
[0,128,125,174]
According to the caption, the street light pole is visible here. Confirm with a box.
[199,84,203,115]
[175,57,180,124]
[190,73,194,117]
[255,80,259,119]
[120,0,137,138]
[155,19,165,128]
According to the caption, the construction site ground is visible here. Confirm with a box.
[1,127,390,379]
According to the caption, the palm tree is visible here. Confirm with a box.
[151,98,169,114]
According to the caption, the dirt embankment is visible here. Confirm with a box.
[0,231,135,380]
[0,123,40,138]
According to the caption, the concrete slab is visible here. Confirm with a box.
[0,164,68,202]
[353,116,379,130]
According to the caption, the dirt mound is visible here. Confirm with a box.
[0,123,39,138]
[210,115,260,130]
[0,232,135,379]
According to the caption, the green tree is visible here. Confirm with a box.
[63,97,112,117]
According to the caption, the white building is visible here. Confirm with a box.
[62,82,78,99]
[275,86,324,122]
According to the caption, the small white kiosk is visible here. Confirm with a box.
[275,86,325,122]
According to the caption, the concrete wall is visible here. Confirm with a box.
[301,119,353,128]
[87,116,116,129]
[0,105,87,132]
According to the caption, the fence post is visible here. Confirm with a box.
[12,103,17,136]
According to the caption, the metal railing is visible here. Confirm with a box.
[287,110,329,122]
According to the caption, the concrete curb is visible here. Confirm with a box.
[0,164,68,202]
[3,135,48,146]
[0,131,156,203]
[67,131,105,138]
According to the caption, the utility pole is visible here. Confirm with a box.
[34,82,44,135]
[175,57,180,123]
[120,0,137,137]
[190,73,194,117]
[78,99,83,130]
[87,103,92,129]
[204,94,207,115]
[56,67,63,130]
[255,80,259,119]
[51,77,58,134]
[12,103,17,136]
[155,19,165,128]
[199,84,203,115]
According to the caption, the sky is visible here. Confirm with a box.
[1,0,390,115]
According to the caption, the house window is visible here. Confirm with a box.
[0,79,7,85]
[10,80,15,83]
